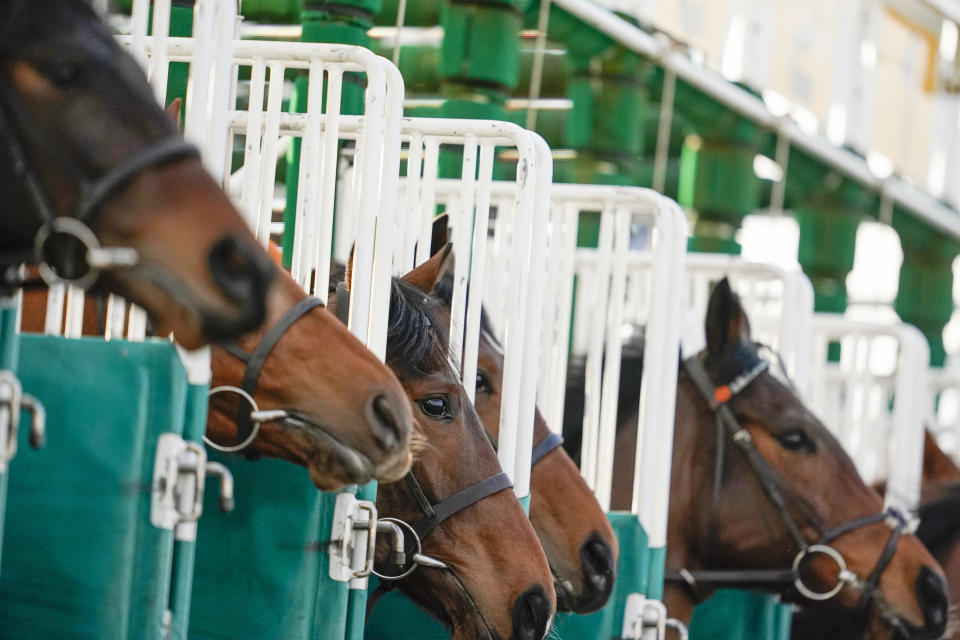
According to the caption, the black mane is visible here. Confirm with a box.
[385,278,449,377]
[329,265,449,378]
[562,328,647,465]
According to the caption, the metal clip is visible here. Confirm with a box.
[621,594,667,640]
[21,394,45,450]
[151,433,234,540]
[0,370,23,471]
[666,618,689,640]
[328,493,380,582]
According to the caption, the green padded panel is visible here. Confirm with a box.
[189,453,350,639]
[363,576,448,639]
[0,335,187,640]
[364,511,655,640]
[552,511,650,639]
[689,590,792,640]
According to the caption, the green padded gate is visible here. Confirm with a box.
[0,335,192,639]
[363,511,659,640]
[689,590,792,640]
[550,512,655,639]
[188,456,352,639]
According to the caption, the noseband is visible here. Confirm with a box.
[207,296,325,454]
[666,349,915,618]
[0,72,198,291]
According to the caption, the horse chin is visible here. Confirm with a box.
[277,414,377,490]
[552,571,576,613]
[408,571,499,640]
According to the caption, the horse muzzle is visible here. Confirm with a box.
[202,234,275,340]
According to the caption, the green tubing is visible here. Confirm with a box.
[440,2,523,92]
[794,204,860,313]
[893,211,960,366]
[679,134,760,255]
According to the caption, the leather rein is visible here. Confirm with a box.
[666,348,915,617]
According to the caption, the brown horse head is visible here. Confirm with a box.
[334,247,556,640]
[205,266,414,490]
[662,279,949,638]
[0,0,274,348]
[426,255,618,615]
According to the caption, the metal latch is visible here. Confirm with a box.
[328,492,379,583]
[0,370,45,473]
[151,433,235,539]
[621,594,670,640]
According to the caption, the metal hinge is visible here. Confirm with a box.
[150,433,235,539]
[0,370,45,473]
[621,594,668,640]
[328,492,378,583]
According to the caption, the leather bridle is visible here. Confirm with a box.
[0,69,198,292]
[329,281,557,618]
[365,431,560,619]
[666,348,916,620]
[206,296,325,454]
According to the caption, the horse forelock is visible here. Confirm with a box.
[386,279,449,378]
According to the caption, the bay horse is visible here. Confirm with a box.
[428,264,620,614]
[20,259,416,491]
[793,431,960,638]
[330,247,556,640]
[563,279,949,638]
[0,0,274,348]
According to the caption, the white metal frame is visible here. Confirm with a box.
[664,255,815,397]
[392,120,553,502]
[537,187,688,538]
[808,316,930,510]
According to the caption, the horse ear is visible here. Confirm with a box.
[165,98,182,128]
[430,214,450,257]
[704,277,751,357]
[402,243,454,293]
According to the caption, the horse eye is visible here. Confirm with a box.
[419,396,452,420]
[777,430,813,452]
[46,61,83,87]
[476,371,493,395]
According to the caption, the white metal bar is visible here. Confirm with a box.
[461,143,496,404]
[448,135,478,376]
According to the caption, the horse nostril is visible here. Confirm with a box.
[575,535,615,613]
[915,566,949,636]
[208,235,273,303]
[368,394,406,453]
[511,585,552,640]
[205,234,274,338]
